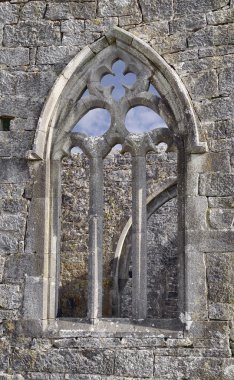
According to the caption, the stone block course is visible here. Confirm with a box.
[0,214,26,232]
[0,2,18,25]
[12,348,115,374]
[199,173,234,196]
[154,356,227,379]
[0,47,30,66]
[0,284,21,309]
[209,302,234,320]
[139,0,173,22]
[46,2,96,20]
[0,71,16,96]
[208,208,234,229]
[151,33,187,55]
[36,45,81,64]
[0,23,3,45]
[0,184,25,199]
[0,96,43,118]
[206,252,234,304]
[85,18,119,32]
[62,30,101,47]
[61,19,85,34]
[118,13,142,26]
[208,196,234,208]
[15,71,57,98]
[219,65,234,95]
[188,321,230,340]
[205,119,234,140]
[10,118,37,131]
[170,14,207,33]
[19,1,46,21]
[0,133,11,158]
[186,230,234,252]
[207,8,234,25]
[188,24,234,48]
[23,276,46,319]
[0,159,29,184]
[198,45,234,57]
[0,256,5,282]
[98,0,141,18]
[114,349,154,377]
[175,55,224,74]
[0,197,28,214]
[128,21,169,42]
[0,131,35,158]
[182,70,219,100]
[173,0,230,16]
[3,21,61,47]
[0,233,17,254]
[163,49,198,65]
[3,254,43,283]
[194,96,234,122]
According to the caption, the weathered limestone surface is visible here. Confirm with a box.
[0,0,233,378]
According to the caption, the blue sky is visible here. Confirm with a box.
[72,60,167,145]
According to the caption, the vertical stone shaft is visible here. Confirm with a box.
[132,155,147,320]
[88,156,103,321]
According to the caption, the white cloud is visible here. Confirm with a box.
[73,108,111,136]
[72,106,167,140]
[125,106,167,133]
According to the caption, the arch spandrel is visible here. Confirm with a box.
[27,27,207,162]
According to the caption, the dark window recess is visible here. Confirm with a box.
[0,117,13,131]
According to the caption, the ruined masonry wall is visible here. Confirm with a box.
[59,151,177,318]
[0,0,233,379]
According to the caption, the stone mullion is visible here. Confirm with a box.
[131,154,147,321]
[88,156,103,321]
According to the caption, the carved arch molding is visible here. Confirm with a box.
[26,27,207,329]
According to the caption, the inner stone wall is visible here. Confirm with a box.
[0,1,233,379]
[119,197,178,319]
[59,149,177,318]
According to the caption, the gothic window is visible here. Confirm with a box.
[26,28,207,329]
[57,49,176,322]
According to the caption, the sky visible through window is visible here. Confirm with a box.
[72,60,167,152]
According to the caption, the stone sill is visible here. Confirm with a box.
[46,318,184,338]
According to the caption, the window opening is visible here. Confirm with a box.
[71,146,83,155]
[58,149,90,318]
[103,146,132,317]
[148,83,160,97]
[28,31,208,328]
[101,59,137,101]
[125,106,168,134]
[59,49,176,323]
[80,87,90,99]
[116,149,178,318]
[0,116,12,131]
[72,108,111,137]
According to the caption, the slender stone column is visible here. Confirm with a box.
[131,154,147,320]
[88,156,103,321]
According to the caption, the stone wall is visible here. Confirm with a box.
[59,150,177,318]
[0,0,233,379]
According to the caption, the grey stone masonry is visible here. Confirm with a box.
[0,0,233,379]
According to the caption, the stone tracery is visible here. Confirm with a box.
[69,45,175,321]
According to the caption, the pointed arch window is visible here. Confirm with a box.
[59,50,174,322]
[25,28,207,331]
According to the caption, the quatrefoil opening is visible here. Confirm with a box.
[101,59,137,101]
